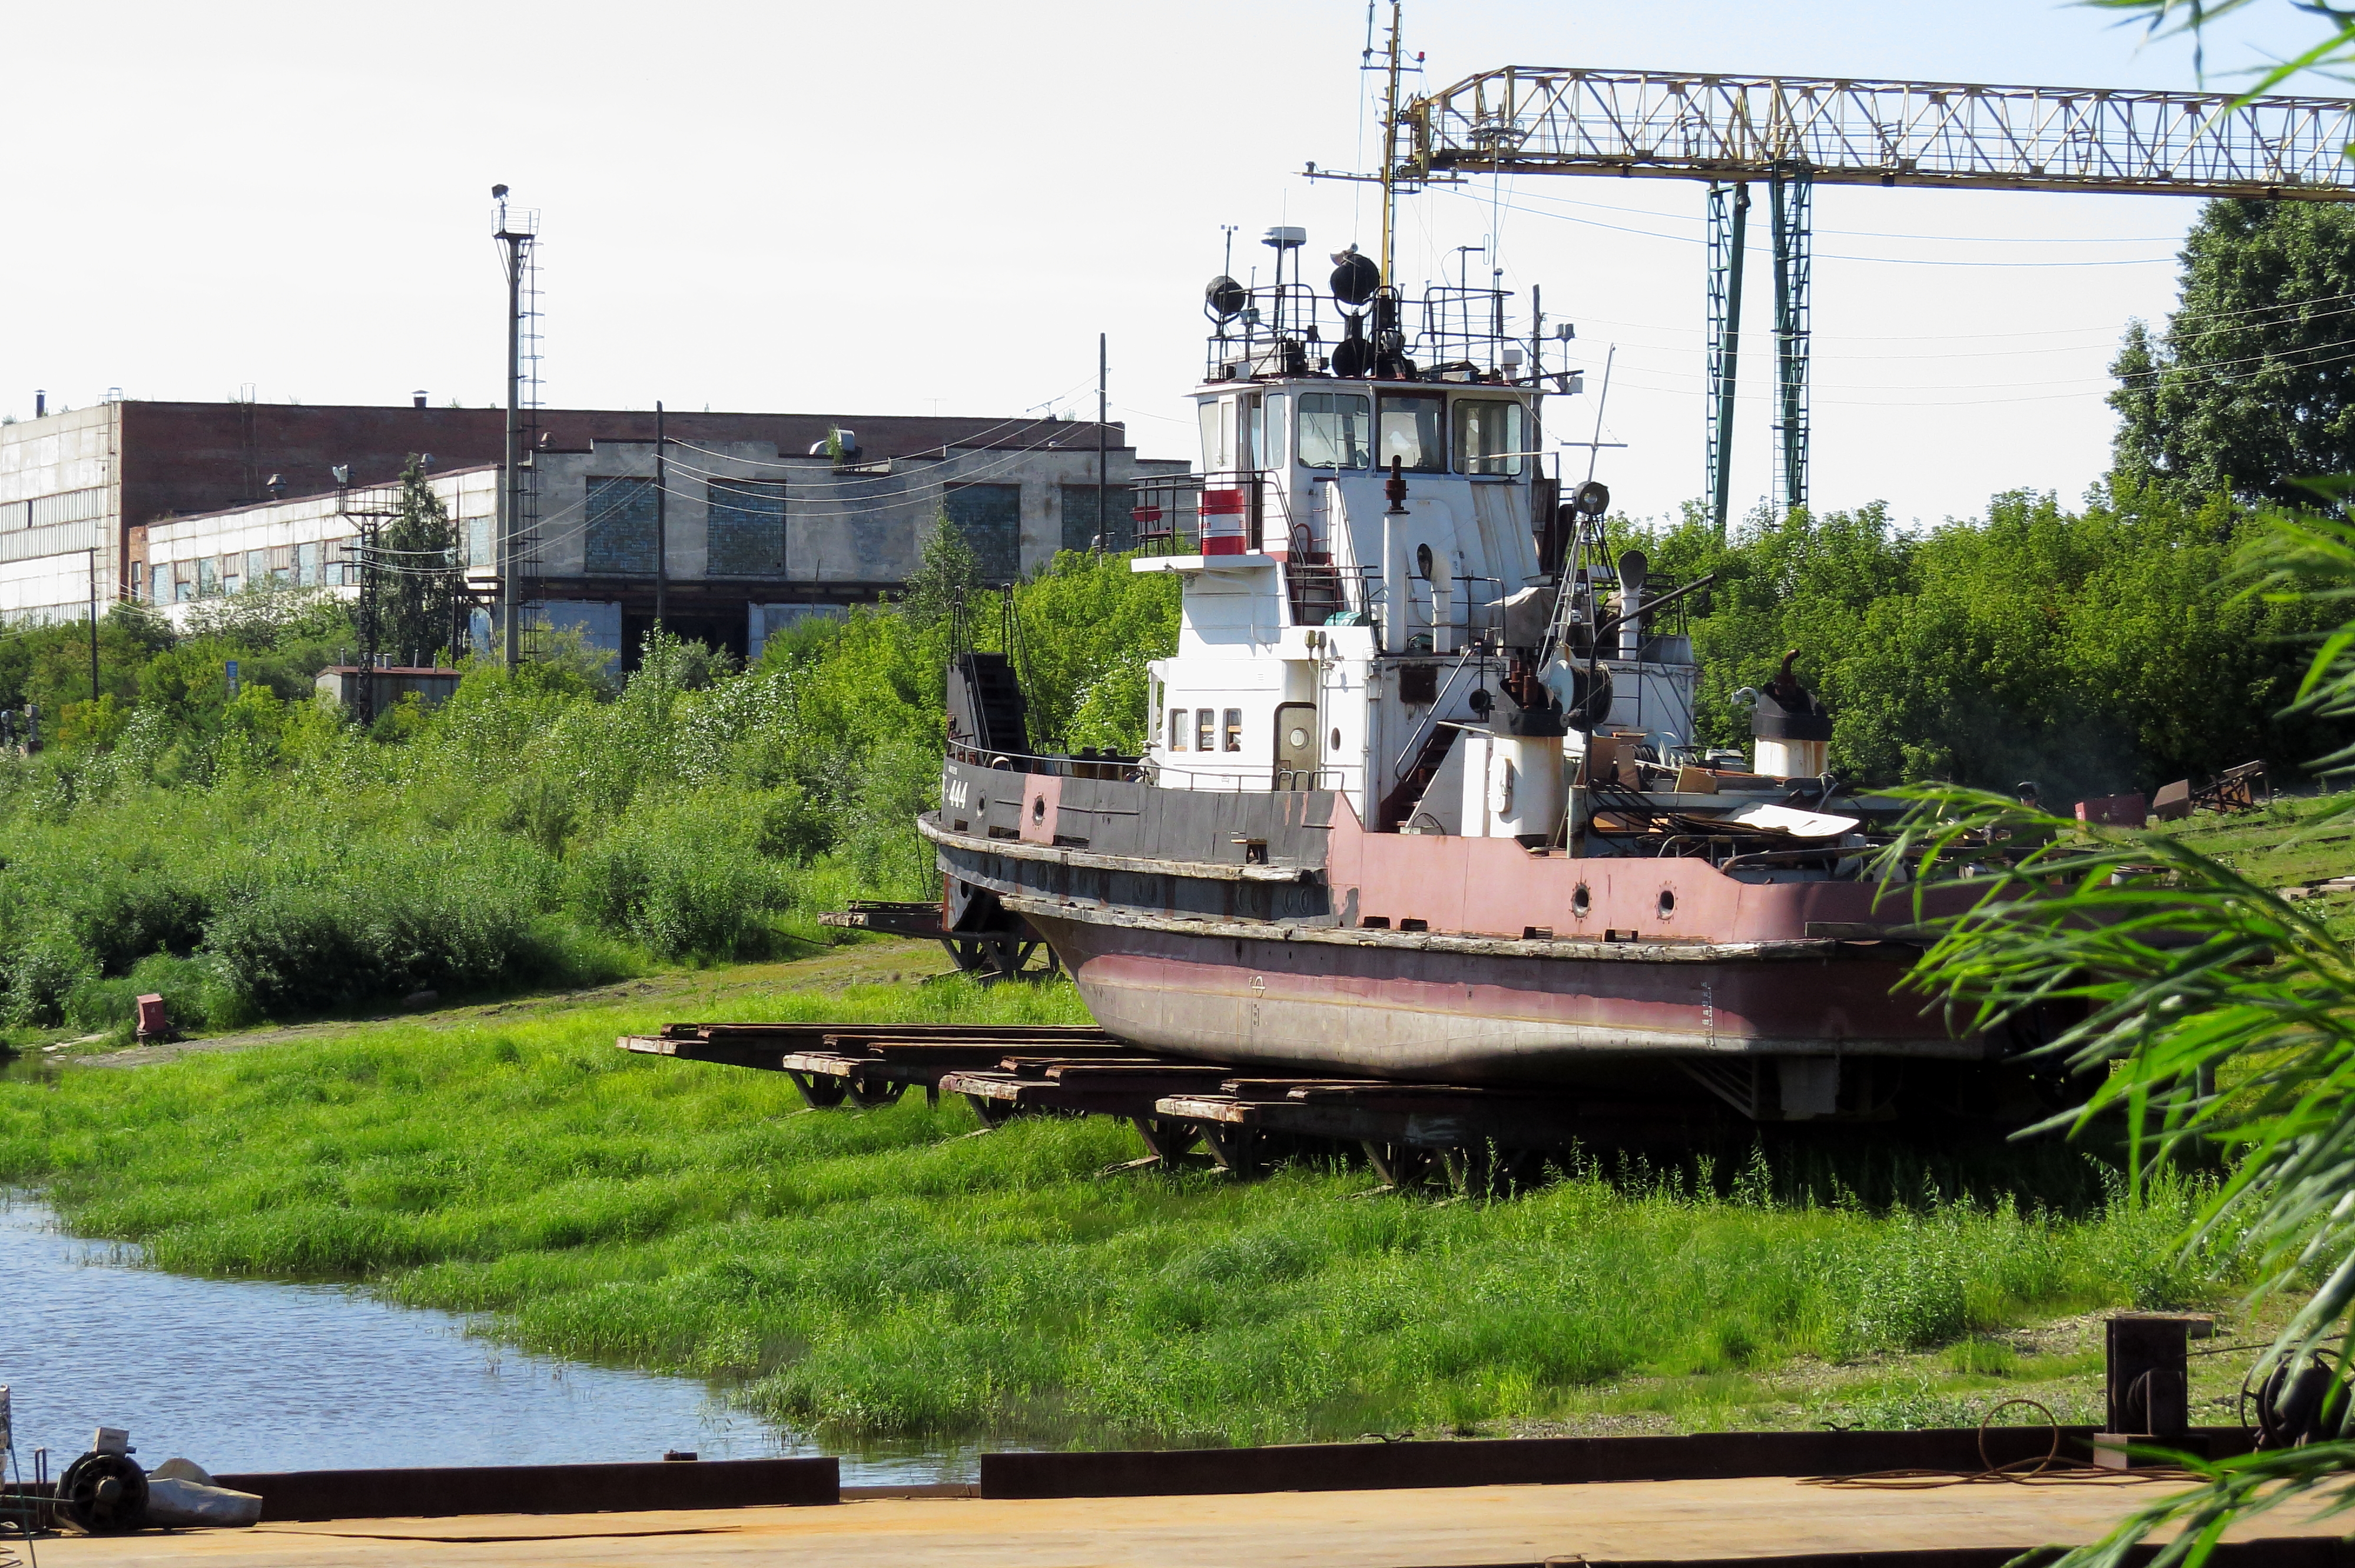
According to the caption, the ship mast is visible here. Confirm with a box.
[1378,1,1401,289]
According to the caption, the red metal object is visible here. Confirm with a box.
[2074,793,2147,828]
[1200,488,1249,555]
[134,992,173,1043]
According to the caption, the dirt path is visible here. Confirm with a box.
[52,940,961,1069]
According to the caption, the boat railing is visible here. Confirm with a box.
[948,742,1146,781]
[1132,469,1299,557]
[1202,278,1536,387]
[1144,760,1347,793]
[948,742,1339,795]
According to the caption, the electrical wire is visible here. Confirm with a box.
[1483,182,2200,245]
[657,371,1106,481]
[1563,283,2355,348]
[1441,186,2182,267]
[1563,326,2355,396]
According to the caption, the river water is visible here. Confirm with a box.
[0,1194,975,1483]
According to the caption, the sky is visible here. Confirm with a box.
[0,1,2333,527]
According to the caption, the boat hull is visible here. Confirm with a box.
[1014,905,1975,1085]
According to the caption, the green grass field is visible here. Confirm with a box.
[0,944,2250,1457]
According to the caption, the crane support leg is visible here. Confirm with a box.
[1705,181,1749,538]
[1769,164,1812,517]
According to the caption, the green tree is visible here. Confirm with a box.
[901,510,981,633]
[2109,199,2355,504]
[373,456,460,667]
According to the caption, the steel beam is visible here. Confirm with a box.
[1704,181,1747,536]
[1410,69,2355,199]
[1769,165,1811,516]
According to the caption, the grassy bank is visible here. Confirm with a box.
[0,959,2243,1453]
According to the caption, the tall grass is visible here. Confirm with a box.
[0,985,2239,1450]
[0,556,1181,1036]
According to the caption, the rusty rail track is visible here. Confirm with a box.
[619,1023,1724,1187]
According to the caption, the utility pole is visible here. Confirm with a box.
[87,549,99,702]
[654,400,667,630]
[493,184,533,670]
[1094,336,1107,552]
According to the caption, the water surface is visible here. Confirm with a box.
[0,1195,973,1483]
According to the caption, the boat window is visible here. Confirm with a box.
[1195,709,1216,752]
[1244,394,1264,473]
[1169,707,1186,750]
[1264,393,1289,467]
[1377,394,1447,474]
[1223,709,1243,752]
[1453,398,1525,476]
[1296,393,1371,470]
[1198,398,1235,474]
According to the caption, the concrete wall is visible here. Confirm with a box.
[138,467,498,632]
[0,404,120,620]
[0,396,1180,627]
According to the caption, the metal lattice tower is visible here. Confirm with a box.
[493,192,540,667]
[516,220,546,659]
[1401,68,2355,518]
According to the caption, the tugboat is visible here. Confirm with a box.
[923,188,2033,1124]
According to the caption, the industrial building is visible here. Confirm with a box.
[6,397,1179,661]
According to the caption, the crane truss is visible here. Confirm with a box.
[1404,69,2355,524]
[1408,70,2355,198]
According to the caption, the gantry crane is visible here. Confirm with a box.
[1376,67,2355,524]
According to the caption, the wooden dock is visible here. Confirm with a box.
[28,1474,2349,1566]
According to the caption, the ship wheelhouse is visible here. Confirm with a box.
[1132,248,1704,854]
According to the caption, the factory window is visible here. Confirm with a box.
[1169,707,1186,750]
[1453,399,1525,476]
[1060,484,1126,554]
[246,550,266,584]
[150,564,168,602]
[1223,708,1243,752]
[585,476,658,576]
[1296,393,1371,470]
[1377,393,1447,474]
[707,479,786,578]
[295,542,319,587]
[943,483,1023,586]
[197,557,219,597]
[1195,709,1215,752]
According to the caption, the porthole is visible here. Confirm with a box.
[1657,889,1676,919]
[1330,727,1342,750]
[1289,726,1310,749]
[1031,795,1047,823]
[1571,883,1591,918]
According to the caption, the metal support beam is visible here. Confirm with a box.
[1704,181,1747,536]
[1769,164,1811,517]
[1409,69,2355,200]
[1400,65,2355,518]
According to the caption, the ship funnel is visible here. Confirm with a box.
[1616,549,1648,662]
[1751,649,1833,778]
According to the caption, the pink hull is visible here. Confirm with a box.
[1026,911,1979,1085]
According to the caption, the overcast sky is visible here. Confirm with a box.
[0,1,2329,526]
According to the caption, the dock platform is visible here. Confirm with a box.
[28,1474,2349,1567]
